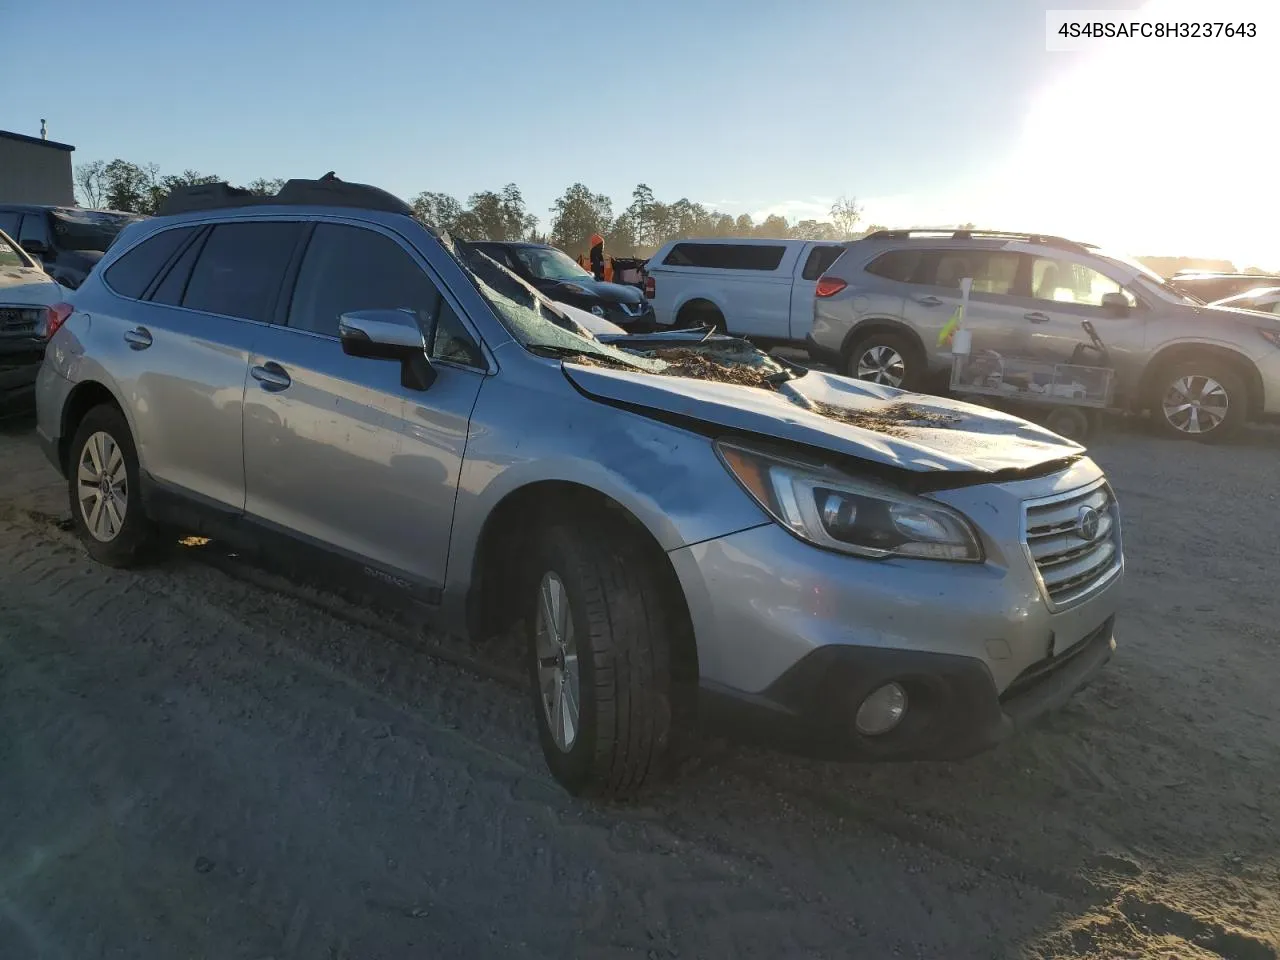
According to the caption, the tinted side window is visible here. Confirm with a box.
[0,212,20,238]
[802,245,845,280]
[183,221,303,322]
[150,229,208,305]
[287,224,483,366]
[914,250,1020,293]
[104,227,198,300]
[864,249,922,282]
[663,243,786,271]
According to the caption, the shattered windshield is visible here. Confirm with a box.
[443,235,661,370]
[514,246,593,282]
[51,209,146,253]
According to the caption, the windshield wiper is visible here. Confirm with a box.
[526,343,635,366]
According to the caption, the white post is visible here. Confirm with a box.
[952,277,974,356]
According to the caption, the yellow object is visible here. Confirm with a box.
[937,305,963,347]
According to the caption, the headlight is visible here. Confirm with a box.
[1258,327,1280,349]
[559,282,590,295]
[716,441,983,562]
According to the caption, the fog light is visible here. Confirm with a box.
[855,682,907,736]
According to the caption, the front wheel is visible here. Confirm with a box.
[524,519,673,798]
[67,404,158,566]
[1150,358,1246,442]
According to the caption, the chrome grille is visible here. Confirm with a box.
[1023,482,1121,607]
[0,306,42,338]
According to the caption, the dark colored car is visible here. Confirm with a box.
[0,205,146,289]
[469,241,656,330]
[1167,272,1280,304]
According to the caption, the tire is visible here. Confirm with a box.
[67,404,158,566]
[844,330,923,390]
[523,518,673,798]
[675,300,723,333]
[1149,357,1247,443]
[1043,406,1092,442]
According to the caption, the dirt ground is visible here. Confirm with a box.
[1,411,1278,959]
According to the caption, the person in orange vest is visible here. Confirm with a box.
[589,233,605,281]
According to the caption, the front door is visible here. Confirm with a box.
[1019,255,1149,403]
[241,221,487,594]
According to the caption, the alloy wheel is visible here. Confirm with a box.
[534,571,580,752]
[855,345,906,387]
[1162,375,1229,435]
[76,431,128,542]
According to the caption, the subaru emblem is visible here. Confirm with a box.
[1076,505,1101,542]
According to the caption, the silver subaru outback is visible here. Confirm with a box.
[808,229,1280,442]
[35,178,1122,796]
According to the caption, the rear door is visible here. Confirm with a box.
[897,248,1030,364]
[97,220,302,509]
[788,243,845,341]
[242,220,487,594]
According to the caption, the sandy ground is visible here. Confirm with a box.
[1,411,1278,959]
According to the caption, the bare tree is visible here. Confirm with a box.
[829,195,863,239]
[74,160,107,208]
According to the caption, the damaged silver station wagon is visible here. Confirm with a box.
[35,176,1123,796]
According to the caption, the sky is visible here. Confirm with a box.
[4,0,1277,268]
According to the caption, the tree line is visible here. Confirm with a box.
[74,159,885,257]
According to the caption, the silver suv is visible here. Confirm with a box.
[808,229,1280,441]
[36,180,1122,796]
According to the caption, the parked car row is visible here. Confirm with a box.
[639,231,1280,443]
[34,175,1123,796]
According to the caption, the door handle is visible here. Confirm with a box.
[123,326,153,350]
[916,295,943,307]
[1024,312,1051,324]
[250,361,292,392]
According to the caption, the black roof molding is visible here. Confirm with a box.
[0,129,75,152]
[157,172,412,217]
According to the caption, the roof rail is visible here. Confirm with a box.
[862,228,1094,255]
[157,172,413,218]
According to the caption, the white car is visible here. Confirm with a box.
[643,237,847,343]
[1212,286,1280,316]
[0,228,64,410]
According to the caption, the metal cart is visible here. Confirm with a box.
[948,321,1115,441]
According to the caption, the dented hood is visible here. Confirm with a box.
[562,362,1084,474]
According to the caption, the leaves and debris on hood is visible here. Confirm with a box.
[564,338,962,437]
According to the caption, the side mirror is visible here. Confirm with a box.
[21,238,50,256]
[1100,292,1130,317]
[338,308,437,391]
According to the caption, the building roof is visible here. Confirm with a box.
[0,129,75,153]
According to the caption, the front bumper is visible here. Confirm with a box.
[698,618,1114,760]
[669,458,1122,760]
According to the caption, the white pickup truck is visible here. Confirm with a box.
[644,237,847,344]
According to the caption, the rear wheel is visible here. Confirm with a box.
[675,300,723,333]
[844,330,923,390]
[1150,358,1246,442]
[524,518,673,798]
[67,404,158,566]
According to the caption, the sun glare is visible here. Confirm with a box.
[987,0,1278,269]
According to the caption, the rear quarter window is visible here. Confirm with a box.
[103,227,199,300]
[662,243,786,271]
[863,249,923,283]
